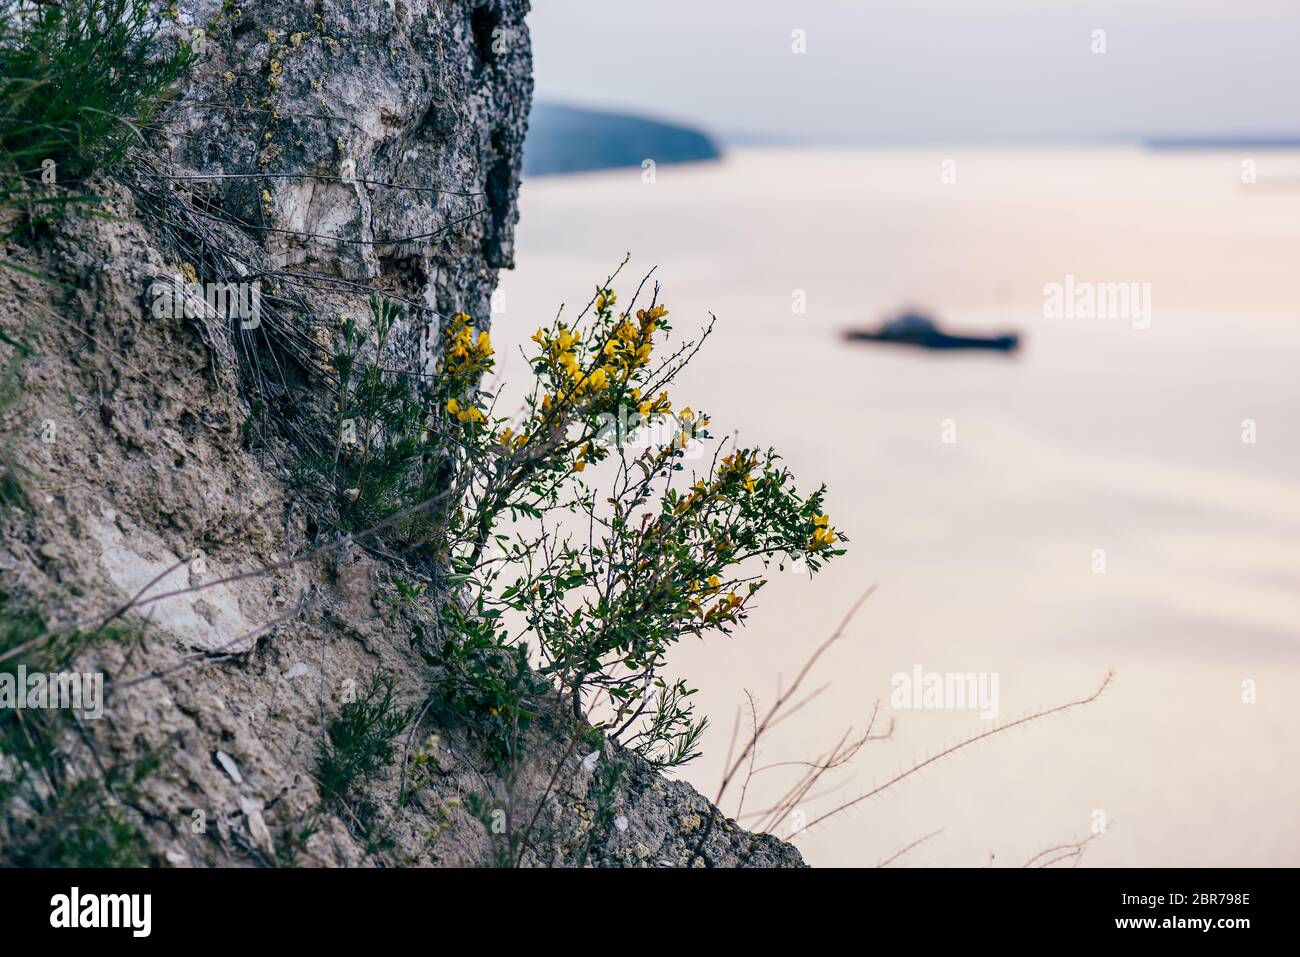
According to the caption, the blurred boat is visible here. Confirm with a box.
[844,310,1020,352]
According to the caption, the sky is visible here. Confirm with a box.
[528,0,1300,143]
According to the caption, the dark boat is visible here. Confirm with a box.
[844,311,1020,352]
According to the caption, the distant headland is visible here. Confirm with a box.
[523,103,722,176]
[1145,135,1300,150]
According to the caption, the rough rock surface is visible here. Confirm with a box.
[0,2,803,867]
[167,0,533,322]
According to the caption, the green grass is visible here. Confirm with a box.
[0,326,33,508]
[0,0,195,237]
[317,671,415,808]
[0,594,153,866]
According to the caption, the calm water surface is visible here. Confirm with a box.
[491,147,1300,866]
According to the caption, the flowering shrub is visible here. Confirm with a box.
[421,279,845,768]
[305,277,842,767]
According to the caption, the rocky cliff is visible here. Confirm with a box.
[0,0,803,867]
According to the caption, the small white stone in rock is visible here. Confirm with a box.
[240,795,275,855]
[581,750,599,772]
[215,750,243,784]
[614,816,629,832]
[165,848,188,865]
[283,662,310,680]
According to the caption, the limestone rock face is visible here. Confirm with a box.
[166,0,533,356]
[0,1,807,869]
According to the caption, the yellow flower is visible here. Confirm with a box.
[811,526,838,549]
[638,391,671,417]
[448,398,483,424]
[572,459,586,473]
[813,513,829,527]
